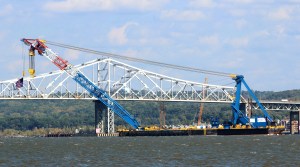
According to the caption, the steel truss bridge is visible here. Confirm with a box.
[0,58,299,132]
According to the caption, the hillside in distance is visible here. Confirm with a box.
[0,89,299,130]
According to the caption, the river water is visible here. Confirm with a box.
[0,135,299,166]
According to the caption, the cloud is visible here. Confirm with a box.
[0,4,13,16]
[268,7,293,20]
[226,37,249,47]
[64,49,80,61]
[161,10,205,21]
[154,37,171,45]
[274,25,286,37]
[228,9,246,17]
[44,0,114,12]
[188,0,253,9]
[6,60,22,73]
[120,0,169,10]
[199,35,219,46]
[38,61,54,73]
[254,30,270,37]
[108,22,138,45]
[0,31,8,42]
[135,37,171,46]
[225,0,254,4]
[121,49,138,57]
[254,26,286,39]
[43,0,169,12]
[188,0,216,8]
[235,19,247,29]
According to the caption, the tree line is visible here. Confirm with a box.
[0,89,298,131]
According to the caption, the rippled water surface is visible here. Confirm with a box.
[0,135,300,166]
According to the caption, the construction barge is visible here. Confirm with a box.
[119,129,266,136]
[118,126,284,137]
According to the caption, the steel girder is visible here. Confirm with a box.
[252,101,300,111]
[0,58,299,111]
[0,58,235,103]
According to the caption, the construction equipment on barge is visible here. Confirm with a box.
[20,38,281,136]
[21,38,140,130]
[118,74,283,136]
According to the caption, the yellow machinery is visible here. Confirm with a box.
[28,46,35,77]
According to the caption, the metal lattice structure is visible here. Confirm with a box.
[1,57,300,132]
[1,58,300,111]
[252,101,300,111]
[0,58,236,102]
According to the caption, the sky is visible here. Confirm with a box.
[0,0,299,91]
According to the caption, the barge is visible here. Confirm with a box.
[118,127,284,137]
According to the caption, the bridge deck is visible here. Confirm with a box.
[0,58,299,111]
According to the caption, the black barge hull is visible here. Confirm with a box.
[119,128,271,137]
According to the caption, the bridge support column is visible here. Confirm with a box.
[159,102,166,129]
[95,100,105,134]
[94,101,115,135]
[107,108,114,133]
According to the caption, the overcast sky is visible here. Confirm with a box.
[0,0,299,91]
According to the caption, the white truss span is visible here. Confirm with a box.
[1,58,300,112]
[252,101,300,111]
[0,58,235,102]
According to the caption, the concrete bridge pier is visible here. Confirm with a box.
[94,100,115,135]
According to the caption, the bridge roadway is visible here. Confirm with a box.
[252,100,300,111]
[0,58,235,101]
[0,58,299,111]
[1,57,299,133]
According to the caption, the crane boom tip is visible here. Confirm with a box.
[229,74,237,78]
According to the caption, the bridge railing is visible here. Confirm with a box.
[252,101,300,111]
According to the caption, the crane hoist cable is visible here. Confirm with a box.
[21,43,26,77]
[46,40,237,78]
[21,38,141,129]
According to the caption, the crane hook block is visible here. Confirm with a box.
[28,46,36,77]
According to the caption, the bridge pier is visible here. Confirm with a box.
[94,101,114,135]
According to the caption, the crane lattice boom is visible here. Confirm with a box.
[21,38,140,129]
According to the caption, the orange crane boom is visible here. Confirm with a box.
[197,78,208,126]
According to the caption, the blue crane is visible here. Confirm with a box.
[21,38,140,129]
[20,38,272,130]
[231,75,273,128]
